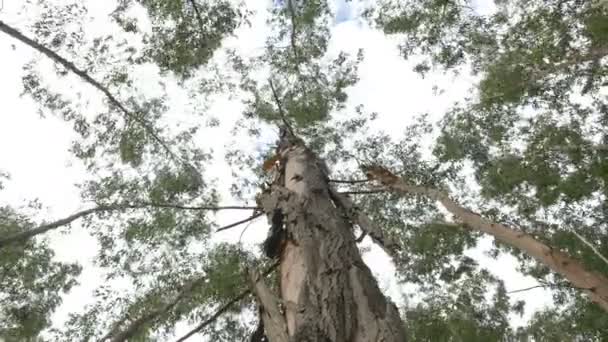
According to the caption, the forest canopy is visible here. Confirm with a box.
[0,0,607,341]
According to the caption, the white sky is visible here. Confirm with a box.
[0,0,554,338]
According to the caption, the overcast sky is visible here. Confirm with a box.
[0,0,555,337]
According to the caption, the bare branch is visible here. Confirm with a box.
[507,284,547,294]
[0,20,182,164]
[286,0,300,67]
[378,167,608,311]
[508,281,592,294]
[572,230,608,268]
[0,205,117,248]
[329,179,370,184]
[141,203,259,211]
[0,203,259,248]
[101,277,206,342]
[268,78,295,136]
[338,189,387,195]
[174,262,279,342]
[329,188,400,261]
[216,212,264,232]
[187,0,208,47]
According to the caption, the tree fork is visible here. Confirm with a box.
[256,135,406,341]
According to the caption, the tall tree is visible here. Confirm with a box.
[0,0,405,341]
[2,0,608,340]
[369,0,608,337]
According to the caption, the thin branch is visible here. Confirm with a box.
[0,205,117,248]
[329,179,370,184]
[187,0,208,46]
[238,216,258,245]
[508,281,592,294]
[174,262,279,342]
[328,188,400,261]
[215,212,264,232]
[141,203,259,211]
[338,189,387,195]
[268,78,295,136]
[507,284,547,294]
[572,230,608,268]
[0,203,259,248]
[101,276,206,342]
[0,20,182,164]
[286,0,300,67]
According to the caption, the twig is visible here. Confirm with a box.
[507,284,547,294]
[173,262,279,342]
[215,212,264,232]
[329,179,370,184]
[338,189,387,195]
[0,20,183,165]
[187,0,208,47]
[286,0,300,67]
[268,78,295,136]
[508,281,592,294]
[0,203,259,248]
[141,203,259,211]
[572,230,608,268]
[100,277,206,342]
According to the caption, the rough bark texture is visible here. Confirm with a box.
[328,189,401,261]
[249,269,290,342]
[257,136,406,342]
[383,176,608,312]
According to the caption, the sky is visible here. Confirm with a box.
[0,0,555,338]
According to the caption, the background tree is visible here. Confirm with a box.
[369,0,608,338]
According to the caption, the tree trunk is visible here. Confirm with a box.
[256,134,406,342]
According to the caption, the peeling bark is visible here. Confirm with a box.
[249,269,290,342]
[258,136,406,342]
[385,176,608,312]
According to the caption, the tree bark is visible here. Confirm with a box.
[378,172,608,312]
[257,137,406,342]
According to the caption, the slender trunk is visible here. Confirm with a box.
[256,136,406,341]
[377,170,608,311]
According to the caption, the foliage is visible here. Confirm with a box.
[3,0,608,339]
[0,207,81,341]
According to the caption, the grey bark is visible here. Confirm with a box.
[249,269,290,342]
[385,177,608,312]
[257,136,406,342]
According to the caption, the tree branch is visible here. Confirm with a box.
[248,268,289,342]
[187,0,208,47]
[215,212,264,232]
[0,205,117,248]
[268,78,295,136]
[328,188,400,261]
[508,281,593,294]
[173,262,279,342]
[375,166,608,311]
[0,20,182,164]
[572,230,608,268]
[338,189,387,195]
[507,284,547,294]
[329,179,370,184]
[286,0,300,67]
[0,203,259,248]
[101,277,206,342]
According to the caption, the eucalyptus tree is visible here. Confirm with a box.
[366,0,608,337]
[3,0,607,340]
[0,0,405,341]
